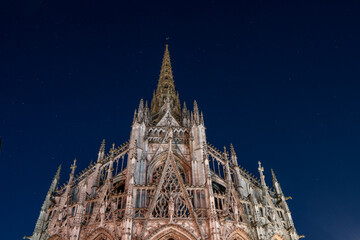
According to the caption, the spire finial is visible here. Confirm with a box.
[258,161,267,189]
[100,139,105,151]
[258,161,263,172]
[223,146,229,160]
[70,158,77,175]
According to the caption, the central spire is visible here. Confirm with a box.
[151,45,181,125]
[156,44,175,95]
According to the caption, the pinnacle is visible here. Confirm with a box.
[183,101,187,110]
[193,100,199,113]
[271,168,278,183]
[101,139,105,149]
[230,143,236,156]
[55,164,61,179]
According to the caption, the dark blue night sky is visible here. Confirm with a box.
[1,0,359,239]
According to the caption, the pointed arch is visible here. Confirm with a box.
[86,227,115,240]
[48,234,64,240]
[146,224,198,240]
[271,234,286,240]
[148,150,190,184]
[226,228,252,240]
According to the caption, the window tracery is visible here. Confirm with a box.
[152,163,190,218]
[152,165,164,184]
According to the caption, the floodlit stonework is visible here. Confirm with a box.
[26,45,303,240]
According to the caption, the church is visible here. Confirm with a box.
[26,45,302,240]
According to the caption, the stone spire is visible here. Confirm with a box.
[29,165,61,240]
[151,45,181,124]
[157,44,175,94]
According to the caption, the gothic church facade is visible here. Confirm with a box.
[26,46,302,240]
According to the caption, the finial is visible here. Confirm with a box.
[133,109,137,124]
[138,98,144,111]
[230,143,236,156]
[100,139,105,151]
[258,161,264,173]
[258,161,268,190]
[70,158,77,175]
[193,100,199,112]
[183,101,187,111]
[223,146,228,160]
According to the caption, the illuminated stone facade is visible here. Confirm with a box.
[26,45,302,240]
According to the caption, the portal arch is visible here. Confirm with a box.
[146,224,197,240]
